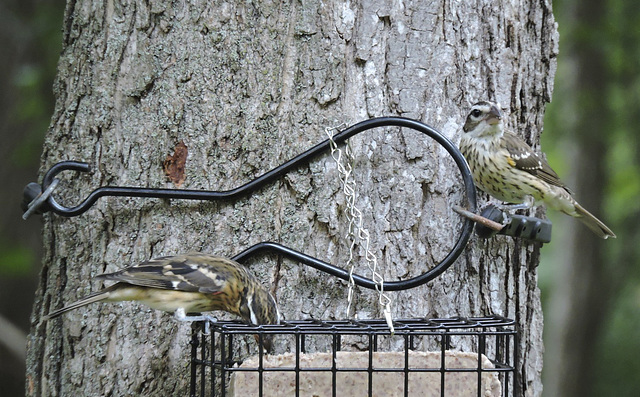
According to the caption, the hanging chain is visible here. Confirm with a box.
[324,125,394,334]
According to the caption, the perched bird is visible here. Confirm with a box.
[44,253,281,351]
[459,101,615,239]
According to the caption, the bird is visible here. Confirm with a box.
[459,100,616,239]
[43,253,281,351]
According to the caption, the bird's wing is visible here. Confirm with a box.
[502,131,569,190]
[96,253,241,294]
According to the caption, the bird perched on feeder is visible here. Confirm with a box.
[459,100,615,239]
[43,253,281,352]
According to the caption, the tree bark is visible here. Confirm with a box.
[26,1,557,396]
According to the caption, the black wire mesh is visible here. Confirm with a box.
[190,315,518,397]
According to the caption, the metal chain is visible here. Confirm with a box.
[325,126,394,334]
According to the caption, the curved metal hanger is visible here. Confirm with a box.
[22,117,479,290]
[23,117,477,217]
[232,240,466,292]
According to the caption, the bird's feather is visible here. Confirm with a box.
[96,254,242,294]
[502,131,570,192]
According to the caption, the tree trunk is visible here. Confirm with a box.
[26,1,557,396]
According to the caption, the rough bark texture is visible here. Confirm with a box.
[26,1,557,396]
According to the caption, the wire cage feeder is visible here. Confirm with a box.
[189,316,518,397]
[23,117,539,397]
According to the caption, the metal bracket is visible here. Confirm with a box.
[232,241,465,291]
[22,117,477,218]
[21,117,479,290]
[21,116,551,293]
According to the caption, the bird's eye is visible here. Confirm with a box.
[471,109,482,118]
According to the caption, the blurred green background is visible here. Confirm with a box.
[0,0,64,395]
[540,0,640,396]
[0,0,638,396]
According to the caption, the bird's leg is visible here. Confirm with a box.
[174,308,217,335]
[496,196,534,225]
[498,196,534,211]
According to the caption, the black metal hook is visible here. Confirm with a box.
[22,116,479,290]
[23,117,478,217]
[232,240,467,291]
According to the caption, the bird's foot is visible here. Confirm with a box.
[174,308,217,335]
[498,202,530,211]
[496,196,534,224]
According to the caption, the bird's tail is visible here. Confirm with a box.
[42,285,118,320]
[573,202,616,239]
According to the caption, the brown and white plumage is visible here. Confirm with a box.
[44,253,281,351]
[459,101,615,239]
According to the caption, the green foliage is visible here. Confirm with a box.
[608,131,640,223]
[9,2,64,168]
[0,242,35,276]
[541,0,640,394]
[12,64,51,166]
[594,285,640,397]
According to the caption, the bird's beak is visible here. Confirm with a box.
[487,105,502,125]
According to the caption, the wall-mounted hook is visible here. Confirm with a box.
[22,117,477,218]
[22,117,479,287]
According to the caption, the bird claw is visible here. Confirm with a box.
[497,196,534,216]
[174,308,217,335]
[497,202,530,212]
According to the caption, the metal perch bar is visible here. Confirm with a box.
[452,205,504,231]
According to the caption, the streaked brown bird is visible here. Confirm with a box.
[459,100,615,239]
[44,253,281,351]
